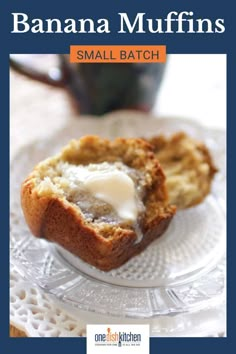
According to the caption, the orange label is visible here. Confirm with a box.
[70,45,166,63]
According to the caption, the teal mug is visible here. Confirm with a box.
[10,54,167,116]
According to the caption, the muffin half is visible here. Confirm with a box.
[21,136,175,271]
[148,132,217,209]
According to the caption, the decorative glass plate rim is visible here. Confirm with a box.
[10,113,226,318]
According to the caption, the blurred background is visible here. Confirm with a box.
[10,54,226,159]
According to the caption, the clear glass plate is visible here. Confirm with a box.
[10,112,226,319]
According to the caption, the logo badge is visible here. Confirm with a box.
[87,324,149,354]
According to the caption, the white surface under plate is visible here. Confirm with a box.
[10,112,226,336]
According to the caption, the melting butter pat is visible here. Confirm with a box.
[84,170,137,222]
[63,162,138,222]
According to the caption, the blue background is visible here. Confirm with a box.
[1,0,235,353]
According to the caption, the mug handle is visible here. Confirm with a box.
[10,55,67,88]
